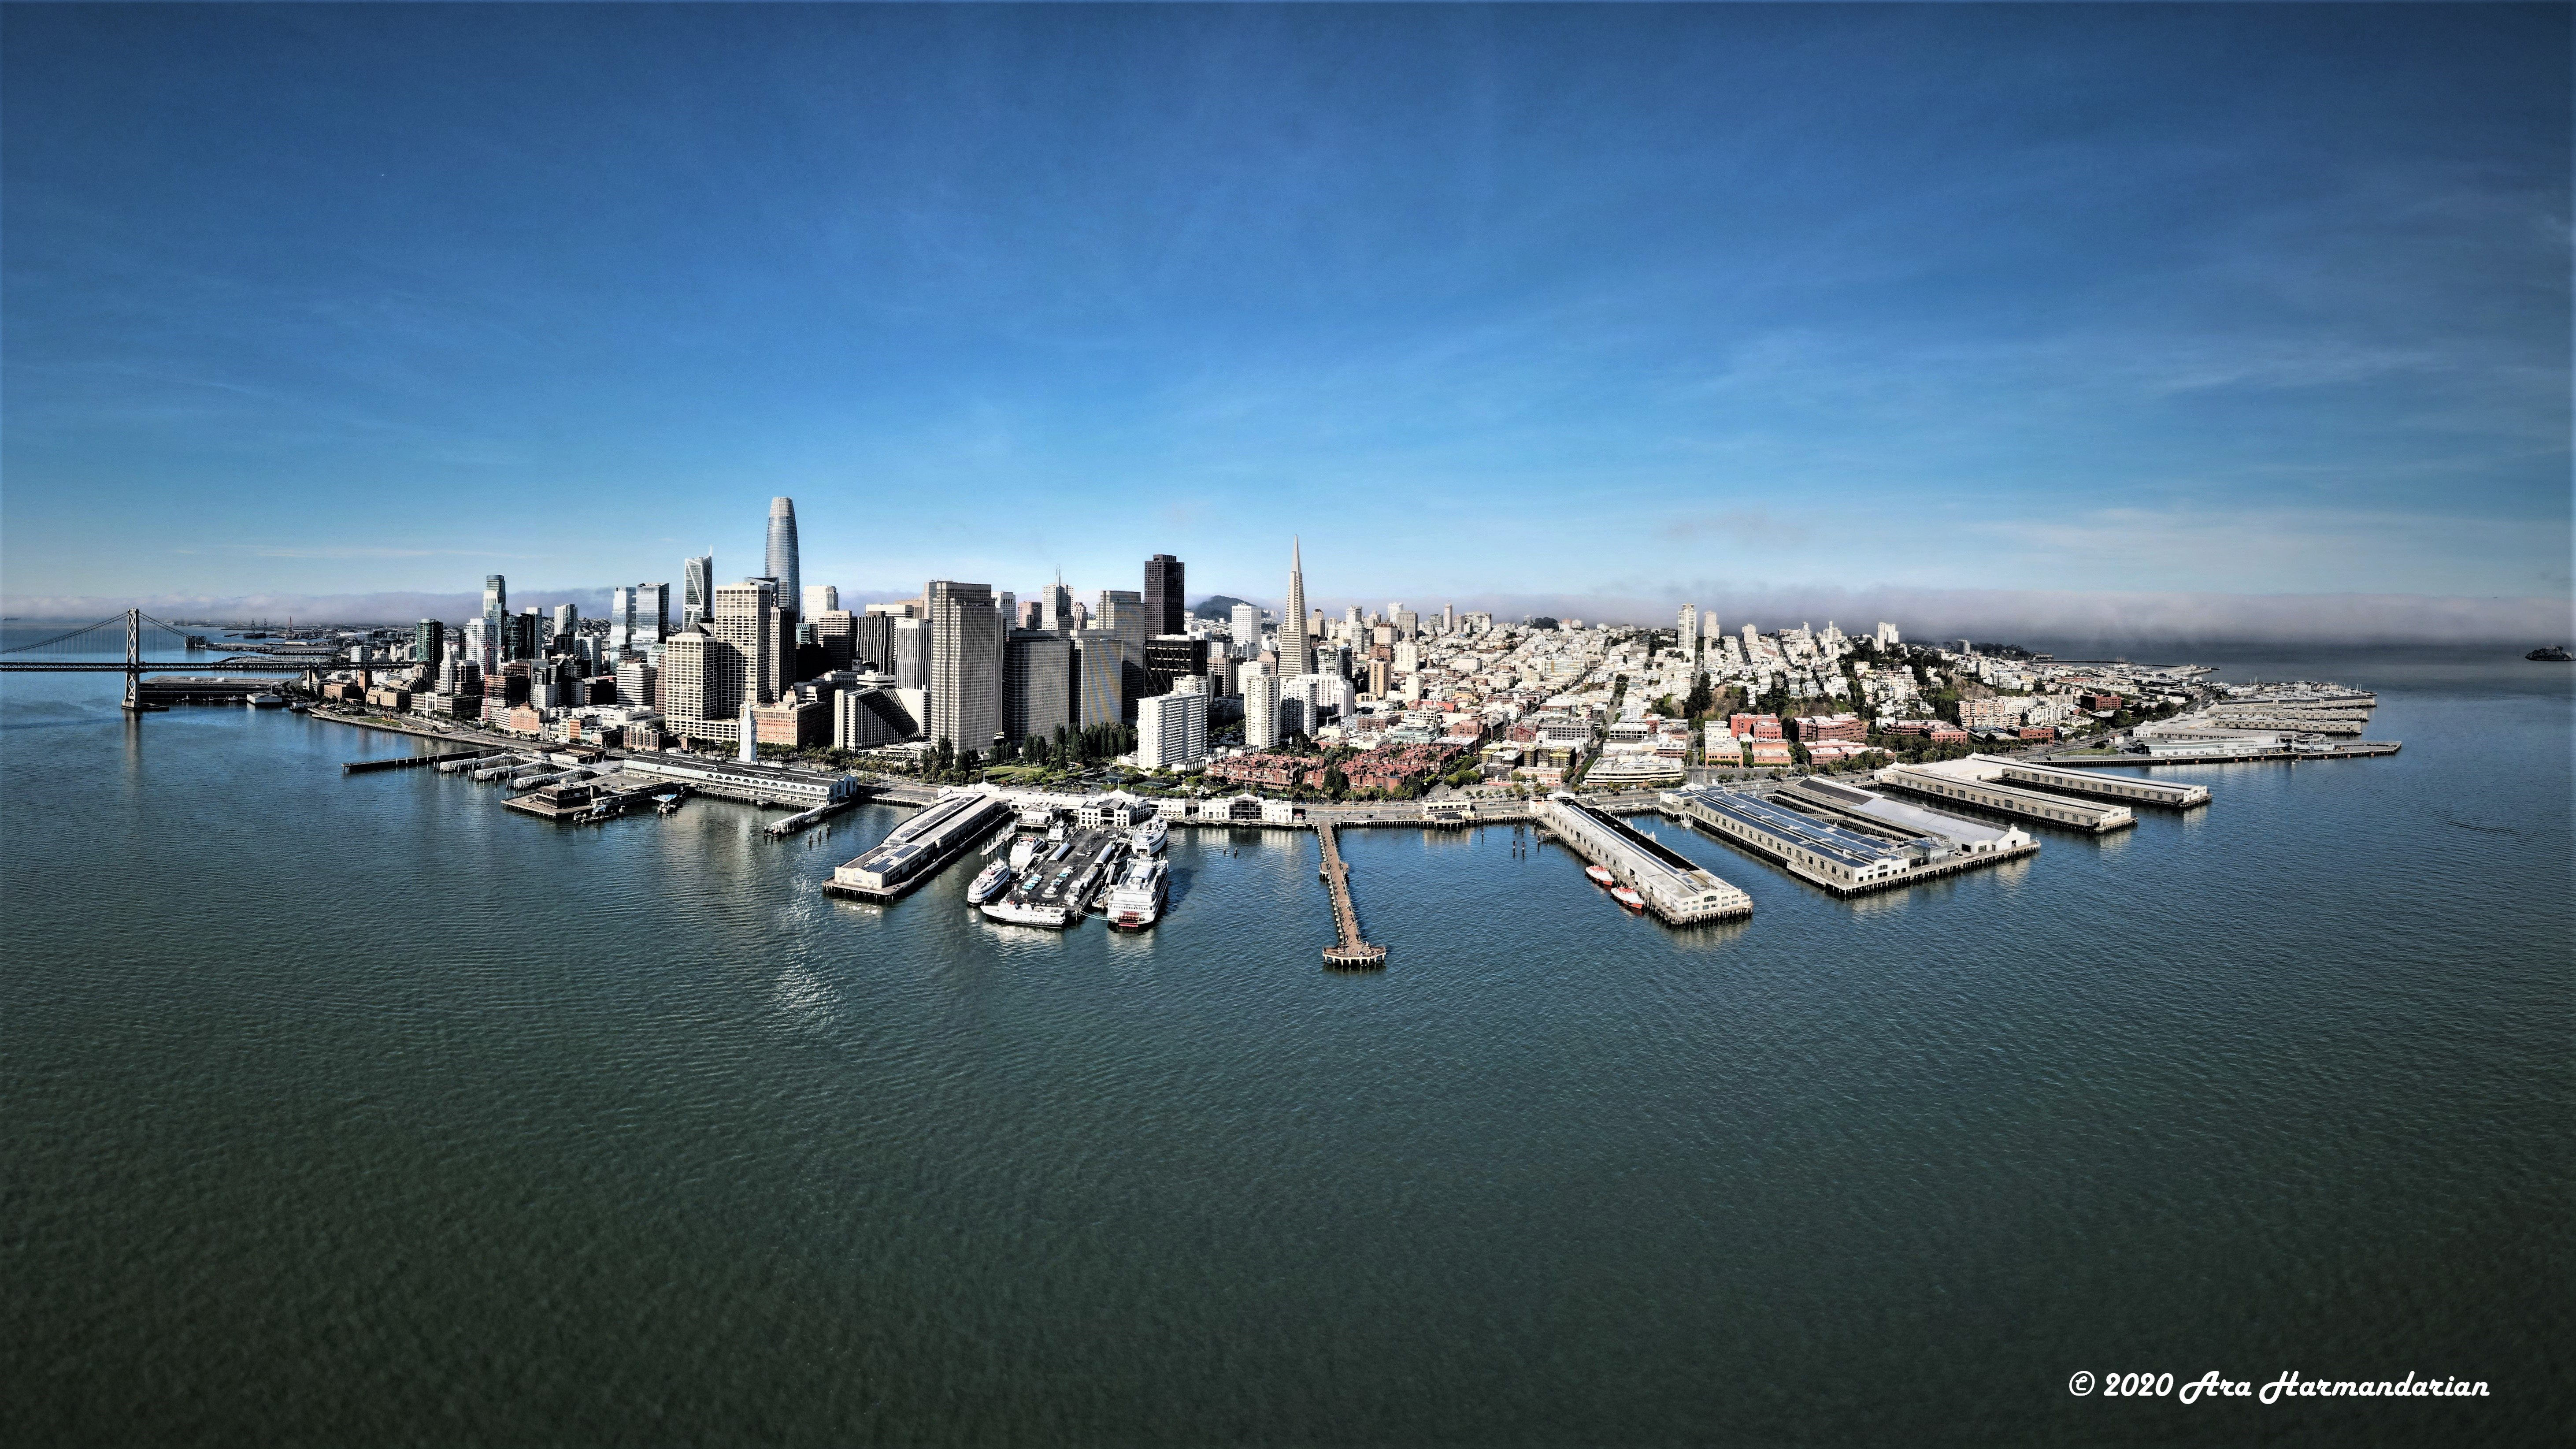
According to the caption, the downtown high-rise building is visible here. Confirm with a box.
[659,627,727,742]
[812,609,856,672]
[1072,632,1123,729]
[1230,602,1262,654]
[482,575,508,670]
[635,583,669,650]
[611,583,671,656]
[413,619,444,665]
[1137,690,1207,771]
[682,554,714,628]
[927,580,1002,754]
[1143,636,1208,699]
[1143,554,1185,637]
[710,580,781,708]
[1003,627,1072,751]
[1281,538,1312,676]
[801,584,836,620]
[1036,575,1074,632]
[892,616,932,691]
[848,612,895,674]
[615,657,656,710]
[1090,589,1149,719]
[766,498,801,623]
[1242,670,1283,750]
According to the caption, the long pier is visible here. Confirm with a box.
[1315,825,1387,968]
[343,749,498,775]
[2046,742,2402,766]
[765,797,858,839]
[1875,763,2136,833]
[1534,794,1753,924]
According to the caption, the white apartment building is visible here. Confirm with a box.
[1138,691,1208,770]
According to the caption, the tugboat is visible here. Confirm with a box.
[2528,645,2572,662]
[1583,864,1616,888]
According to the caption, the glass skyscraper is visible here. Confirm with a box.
[682,554,713,629]
[766,498,800,622]
[481,575,507,672]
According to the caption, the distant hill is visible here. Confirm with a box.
[1190,595,1259,621]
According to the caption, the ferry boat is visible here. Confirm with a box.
[1610,886,1646,910]
[1583,865,1616,888]
[966,858,1015,904]
[1105,855,1169,929]
[1008,836,1042,872]
[1130,814,1168,855]
[247,692,287,708]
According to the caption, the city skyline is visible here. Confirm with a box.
[2,5,2567,641]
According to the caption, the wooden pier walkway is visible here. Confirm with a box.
[1315,824,1387,969]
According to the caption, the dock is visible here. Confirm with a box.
[501,772,666,824]
[1534,793,1753,924]
[1988,757,2209,809]
[1663,785,2038,896]
[343,749,498,775]
[1315,824,1387,968]
[825,789,1014,903]
[1874,762,2136,833]
[765,796,858,839]
[2048,742,2402,766]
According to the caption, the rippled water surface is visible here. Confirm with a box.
[4,640,2568,1445]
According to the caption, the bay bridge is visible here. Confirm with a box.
[0,609,333,710]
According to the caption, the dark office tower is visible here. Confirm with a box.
[851,613,895,673]
[414,619,445,663]
[510,609,542,661]
[813,609,857,672]
[1143,636,1210,699]
[1143,554,1185,637]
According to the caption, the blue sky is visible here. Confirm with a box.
[3,4,2567,631]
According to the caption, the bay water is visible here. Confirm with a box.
[4,636,2567,1445]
